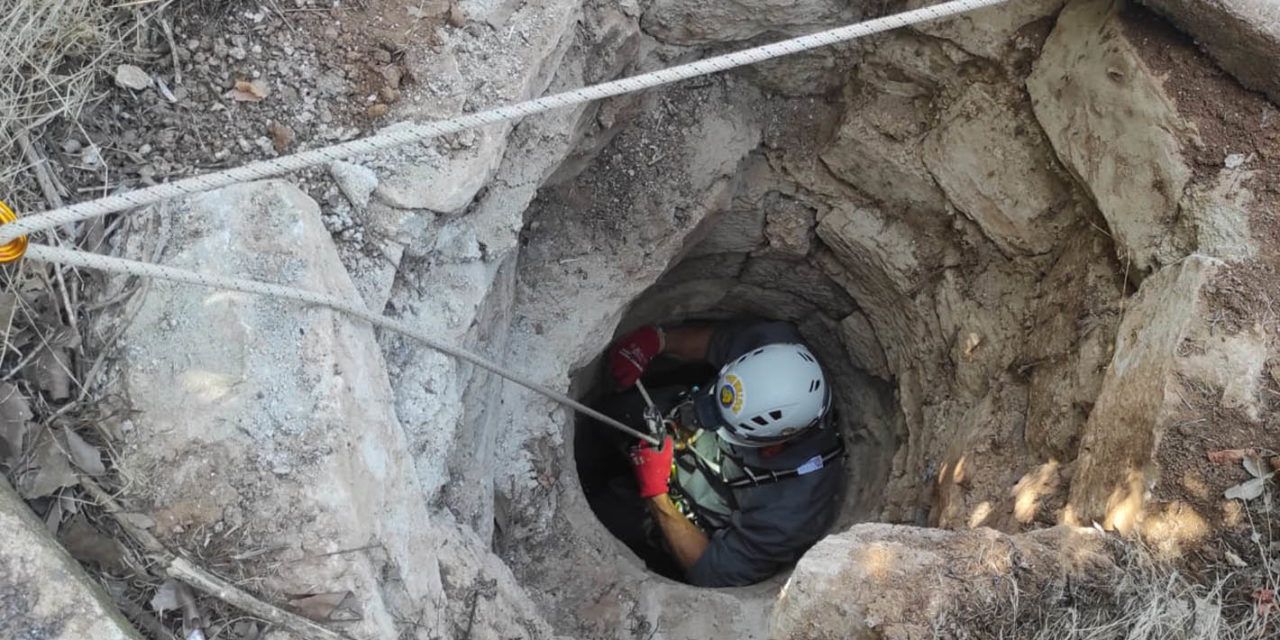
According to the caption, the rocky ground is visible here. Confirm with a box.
[2,0,1280,639]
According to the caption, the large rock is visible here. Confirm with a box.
[839,311,891,380]
[1024,232,1124,462]
[740,257,856,316]
[906,0,1066,60]
[1,479,141,640]
[116,180,553,640]
[922,83,1075,256]
[770,524,1122,639]
[1028,0,1196,273]
[1141,0,1280,105]
[642,0,861,45]
[1065,255,1266,538]
[820,95,948,214]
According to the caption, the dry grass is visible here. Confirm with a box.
[1025,552,1272,640]
[0,0,125,212]
[936,519,1278,640]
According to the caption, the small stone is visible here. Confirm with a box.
[447,4,466,27]
[377,64,403,88]
[1224,153,1246,169]
[80,145,104,168]
[329,161,378,209]
[267,122,295,152]
[366,103,389,118]
[114,64,153,90]
[378,86,401,103]
[60,139,82,154]
[228,46,248,61]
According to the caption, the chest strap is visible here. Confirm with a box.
[724,439,846,489]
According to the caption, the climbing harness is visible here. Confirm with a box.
[0,0,1013,443]
[723,439,847,489]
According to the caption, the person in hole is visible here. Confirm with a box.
[582,319,845,587]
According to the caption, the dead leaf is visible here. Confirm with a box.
[44,499,64,535]
[31,347,72,400]
[63,427,105,476]
[60,515,126,571]
[229,620,260,640]
[1224,550,1248,567]
[288,591,360,622]
[150,579,181,613]
[1207,448,1258,464]
[1244,455,1268,479]
[267,121,294,152]
[116,512,156,530]
[0,291,17,328]
[0,382,32,459]
[226,79,269,102]
[17,431,78,498]
[1255,588,1276,617]
[1224,476,1270,501]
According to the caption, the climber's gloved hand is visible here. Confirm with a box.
[608,325,663,389]
[629,436,674,499]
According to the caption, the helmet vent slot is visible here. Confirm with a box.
[738,422,756,431]
[769,410,783,420]
[752,416,769,426]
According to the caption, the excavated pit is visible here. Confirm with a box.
[84,1,1280,638]
[569,247,903,583]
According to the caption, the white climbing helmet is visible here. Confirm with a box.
[701,343,831,447]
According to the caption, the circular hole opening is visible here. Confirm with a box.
[571,258,900,585]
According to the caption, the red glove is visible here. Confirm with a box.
[629,437,674,499]
[608,325,663,389]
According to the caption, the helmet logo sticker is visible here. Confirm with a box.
[721,374,745,415]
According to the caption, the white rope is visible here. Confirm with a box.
[25,243,662,445]
[0,0,1010,244]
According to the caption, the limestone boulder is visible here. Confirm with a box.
[377,0,582,214]
[1065,255,1267,536]
[1032,0,1271,272]
[770,524,1122,639]
[1024,232,1124,462]
[820,97,947,214]
[0,479,141,640]
[374,127,506,213]
[922,83,1075,256]
[1141,0,1280,104]
[760,192,817,258]
[741,257,856,317]
[1028,0,1197,273]
[906,0,1066,60]
[839,311,891,381]
[116,181,553,640]
[658,253,748,286]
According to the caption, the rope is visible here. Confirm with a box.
[11,0,1013,443]
[0,0,1010,244]
[25,243,661,445]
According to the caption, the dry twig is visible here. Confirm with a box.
[77,476,352,640]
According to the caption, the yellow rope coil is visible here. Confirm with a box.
[0,201,28,263]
